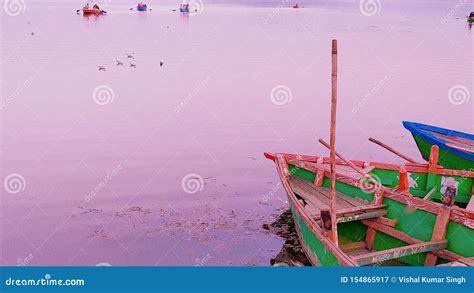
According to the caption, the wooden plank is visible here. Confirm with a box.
[370,217,398,227]
[336,210,386,224]
[365,228,377,250]
[425,206,452,266]
[340,241,366,252]
[337,204,386,215]
[290,176,355,209]
[361,219,464,262]
[353,240,448,266]
[315,186,368,207]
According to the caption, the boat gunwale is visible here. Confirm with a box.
[264,152,474,178]
[403,121,474,161]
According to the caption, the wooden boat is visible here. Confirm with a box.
[403,121,473,171]
[264,152,474,266]
[82,8,106,15]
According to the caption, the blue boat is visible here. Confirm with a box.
[137,3,147,11]
[180,8,190,13]
[403,121,474,170]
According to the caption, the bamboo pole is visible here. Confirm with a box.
[368,137,420,164]
[329,39,339,246]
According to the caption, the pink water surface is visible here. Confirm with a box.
[1,0,472,266]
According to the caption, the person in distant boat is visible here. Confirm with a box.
[93,4,100,10]
[293,4,299,8]
[83,3,90,9]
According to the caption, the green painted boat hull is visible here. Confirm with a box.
[285,163,473,266]
[412,134,474,171]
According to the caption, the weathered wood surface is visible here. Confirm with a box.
[353,240,448,266]
[340,241,366,252]
[425,206,452,266]
[361,219,465,262]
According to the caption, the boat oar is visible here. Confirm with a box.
[368,137,421,164]
[319,138,382,189]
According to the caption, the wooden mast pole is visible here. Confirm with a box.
[329,39,339,246]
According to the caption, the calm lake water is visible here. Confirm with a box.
[1,0,472,266]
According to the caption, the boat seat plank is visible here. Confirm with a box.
[290,176,368,208]
[340,241,366,253]
[352,240,448,266]
[304,162,367,180]
[290,176,355,209]
[290,176,386,224]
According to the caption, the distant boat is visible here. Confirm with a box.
[469,12,474,23]
[179,8,190,13]
[137,3,148,11]
[403,121,473,170]
[82,8,106,15]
